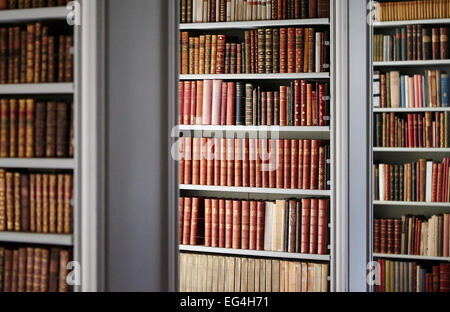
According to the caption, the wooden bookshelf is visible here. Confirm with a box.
[175,0,338,293]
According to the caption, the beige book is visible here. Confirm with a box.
[259,259,266,292]
[279,261,286,292]
[264,202,275,251]
[301,263,308,292]
[179,253,187,292]
[201,255,208,292]
[241,257,248,292]
[321,264,329,293]
[206,255,214,292]
[248,258,255,292]
[229,257,235,292]
[274,200,287,252]
[314,264,322,292]
[307,263,315,292]
[212,256,219,292]
[271,260,280,292]
[265,259,272,292]
[288,262,296,292]
[296,263,302,292]
[192,254,199,292]
[255,259,260,292]
[224,257,231,292]
[186,254,193,292]
[218,256,225,292]
[390,71,400,108]
[234,257,241,292]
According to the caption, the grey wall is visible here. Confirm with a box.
[105,0,169,292]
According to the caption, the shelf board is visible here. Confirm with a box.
[179,245,331,261]
[180,184,331,196]
[374,253,450,262]
[373,148,450,153]
[180,18,330,30]
[374,107,450,113]
[374,201,450,208]
[0,7,68,23]
[180,73,330,80]
[0,83,74,95]
[0,232,73,246]
[373,18,450,28]
[0,158,75,169]
[374,60,450,67]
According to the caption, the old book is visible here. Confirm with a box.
[56,174,64,234]
[190,197,200,245]
[25,99,34,158]
[17,99,26,158]
[0,99,8,157]
[48,248,59,292]
[58,35,65,82]
[182,197,192,245]
[46,101,57,157]
[40,248,49,292]
[65,36,73,82]
[58,249,70,292]
[14,173,21,231]
[26,24,35,83]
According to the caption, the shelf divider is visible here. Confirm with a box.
[0,232,74,246]
[180,18,330,30]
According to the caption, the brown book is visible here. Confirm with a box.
[273,29,280,73]
[0,99,8,157]
[9,99,17,158]
[58,35,65,82]
[57,174,64,233]
[56,101,68,158]
[65,36,73,82]
[48,248,59,292]
[35,174,42,233]
[0,247,4,292]
[432,28,440,60]
[40,26,48,83]
[5,172,13,231]
[63,174,72,234]
[48,36,55,82]
[204,199,212,247]
[32,248,41,292]
[276,140,284,188]
[34,101,46,158]
[40,248,49,292]
[20,174,30,232]
[190,197,200,245]
[19,30,26,83]
[234,139,243,187]
[58,249,70,292]
[49,174,57,233]
[318,199,329,255]
[232,200,241,249]
[46,101,57,158]
[280,28,287,73]
[26,24,35,83]
[33,23,41,83]
[17,248,26,292]
[225,200,233,249]
[17,99,26,158]
[0,170,5,232]
[257,28,266,74]
[241,201,250,250]
[301,199,311,254]
[216,35,226,74]
[288,200,297,253]
[309,199,319,254]
[284,139,291,189]
[3,249,12,292]
[11,249,18,292]
[423,27,432,60]
[0,29,6,84]
[265,28,273,73]
[296,28,304,73]
[256,201,265,251]
[25,99,34,158]
[249,201,257,250]
[182,197,192,245]
[287,28,296,73]
[25,247,34,292]
[310,140,320,190]
[14,173,21,231]
[441,27,449,60]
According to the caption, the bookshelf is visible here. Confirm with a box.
[0,4,81,293]
[175,0,338,292]
[372,0,450,293]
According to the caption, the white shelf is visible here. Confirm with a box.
[373,148,450,153]
[179,245,331,261]
[374,253,450,262]
[0,83,74,95]
[180,184,331,196]
[0,232,73,246]
[0,7,67,23]
[180,73,330,80]
[374,107,450,113]
[180,18,330,30]
[373,18,450,28]
[0,158,74,169]
[374,60,450,67]
[374,201,450,208]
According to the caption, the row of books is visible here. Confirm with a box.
[374,112,450,148]
[374,214,450,257]
[179,80,329,127]
[179,197,329,255]
[373,159,450,203]
[179,253,329,292]
[374,0,450,22]
[0,99,73,159]
[0,0,70,10]
[0,246,71,293]
[0,171,73,234]
[180,0,330,23]
[179,138,330,190]
[180,28,328,75]
[374,26,449,62]
[374,259,450,292]
[0,23,73,85]
[374,70,449,108]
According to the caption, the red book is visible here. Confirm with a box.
[204,199,212,247]
[225,200,234,249]
[437,163,443,202]
[184,137,192,185]
[219,200,226,248]
[179,138,185,185]
[190,81,197,124]
[220,139,227,186]
[256,139,262,188]
[249,139,256,187]
[276,140,285,189]
[227,139,235,186]
[179,82,184,125]
[179,197,184,244]
[440,263,450,292]
[394,219,401,255]
[280,86,287,126]
[216,35,226,74]
[310,140,320,190]
[256,201,265,251]
[302,140,311,189]
[291,140,299,189]
[380,219,387,254]
[250,31,256,73]
[249,201,258,250]
[190,198,200,245]
[243,139,250,187]
[287,28,296,73]
[432,163,438,202]
[182,197,192,245]
[232,201,242,249]
[261,139,270,188]
[298,140,304,189]
[294,80,301,126]
[211,199,219,248]
[220,82,228,125]
[374,219,381,253]
[309,199,319,254]
[192,138,201,185]
[200,138,208,185]
[214,138,221,186]
[183,81,191,125]
[196,81,204,125]
[295,30,304,73]
[206,139,214,186]
[319,83,326,126]
[408,114,414,148]
[300,80,307,126]
[432,266,440,292]
[234,139,243,187]
[269,140,277,189]
[284,139,291,189]
[318,199,328,255]
[280,28,288,73]
[301,199,311,254]
[226,82,236,125]
[241,201,250,250]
